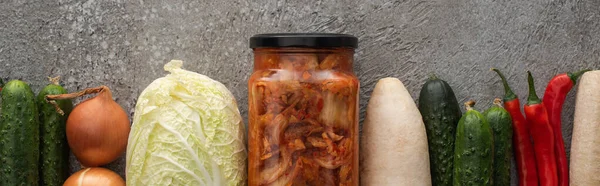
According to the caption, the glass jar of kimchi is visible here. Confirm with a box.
[248,33,359,186]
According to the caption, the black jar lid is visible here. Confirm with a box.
[249,33,358,49]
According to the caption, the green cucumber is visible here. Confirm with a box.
[453,101,494,186]
[0,80,40,186]
[0,78,4,110]
[483,98,512,186]
[418,75,462,186]
[37,78,72,186]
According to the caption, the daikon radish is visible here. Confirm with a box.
[360,77,432,186]
[570,70,600,185]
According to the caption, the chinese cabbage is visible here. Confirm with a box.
[126,60,247,186]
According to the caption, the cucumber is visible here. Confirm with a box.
[418,75,462,186]
[483,98,512,186]
[37,79,73,186]
[0,78,4,110]
[0,80,40,186]
[453,101,494,186]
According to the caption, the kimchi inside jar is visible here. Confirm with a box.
[248,34,359,186]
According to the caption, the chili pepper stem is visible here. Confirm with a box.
[491,68,518,101]
[527,71,542,105]
[568,69,591,84]
[45,86,110,115]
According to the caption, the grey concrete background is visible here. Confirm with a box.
[1,0,598,185]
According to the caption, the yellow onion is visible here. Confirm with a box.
[63,167,125,186]
[46,86,130,167]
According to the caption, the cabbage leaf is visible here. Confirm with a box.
[126,60,247,186]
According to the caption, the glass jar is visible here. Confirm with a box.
[248,33,359,186]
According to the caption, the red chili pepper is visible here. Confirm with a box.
[492,69,538,186]
[525,71,558,186]
[542,69,588,186]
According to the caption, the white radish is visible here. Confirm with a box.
[360,77,432,186]
[570,70,600,185]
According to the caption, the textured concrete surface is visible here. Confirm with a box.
[1,0,599,184]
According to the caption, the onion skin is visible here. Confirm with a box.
[66,86,130,167]
[63,167,125,186]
